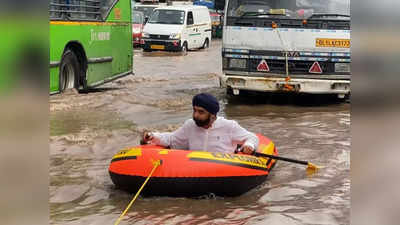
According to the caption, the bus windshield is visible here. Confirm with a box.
[227,0,350,19]
[148,10,185,24]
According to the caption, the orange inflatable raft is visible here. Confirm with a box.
[109,134,278,197]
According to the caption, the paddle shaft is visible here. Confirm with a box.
[253,152,308,166]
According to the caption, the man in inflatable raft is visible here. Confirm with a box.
[142,93,258,155]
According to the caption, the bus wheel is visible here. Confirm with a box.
[181,42,188,55]
[202,38,209,49]
[59,50,79,92]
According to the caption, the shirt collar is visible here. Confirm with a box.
[209,116,223,129]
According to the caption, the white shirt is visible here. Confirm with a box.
[152,117,259,153]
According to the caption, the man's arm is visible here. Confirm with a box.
[230,121,259,153]
[146,120,190,149]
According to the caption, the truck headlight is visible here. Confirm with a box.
[229,58,247,69]
[169,33,181,39]
[142,32,150,38]
[335,63,350,72]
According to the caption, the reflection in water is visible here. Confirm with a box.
[50,109,135,136]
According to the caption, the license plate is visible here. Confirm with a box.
[229,58,247,69]
[316,38,350,48]
[151,45,165,50]
[335,63,350,72]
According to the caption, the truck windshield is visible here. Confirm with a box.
[148,10,185,24]
[227,0,350,19]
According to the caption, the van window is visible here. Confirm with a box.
[187,11,194,25]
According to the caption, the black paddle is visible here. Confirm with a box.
[252,151,320,172]
[235,146,320,173]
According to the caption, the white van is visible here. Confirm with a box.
[142,5,212,54]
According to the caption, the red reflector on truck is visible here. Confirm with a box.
[257,59,270,72]
[309,61,322,73]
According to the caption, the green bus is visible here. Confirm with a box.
[49,0,133,94]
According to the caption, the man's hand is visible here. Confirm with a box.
[241,145,254,155]
[140,131,154,145]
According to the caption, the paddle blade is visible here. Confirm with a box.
[306,162,320,175]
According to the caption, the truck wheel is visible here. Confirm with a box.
[59,49,79,92]
[181,42,188,55]
[202,38,209,49]
[226,87,234,96]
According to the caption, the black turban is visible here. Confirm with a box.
[192,93,220,115]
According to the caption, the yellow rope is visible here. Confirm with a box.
[114,160,161,225]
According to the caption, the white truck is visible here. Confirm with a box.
[220,0,350,99]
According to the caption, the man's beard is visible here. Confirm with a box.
[194,115,211,127]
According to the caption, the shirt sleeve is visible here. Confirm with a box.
[152,120,190,150]
[230,121,259,150]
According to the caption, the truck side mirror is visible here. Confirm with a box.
[144,17,149,24]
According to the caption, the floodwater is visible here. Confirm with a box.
[50,40,350,225]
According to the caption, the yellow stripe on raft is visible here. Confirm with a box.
[112,147,142,160]
[158,150,169,155]
[187,151,268,169]
[111,142,275,167]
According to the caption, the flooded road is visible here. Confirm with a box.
[50,40,350,225]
